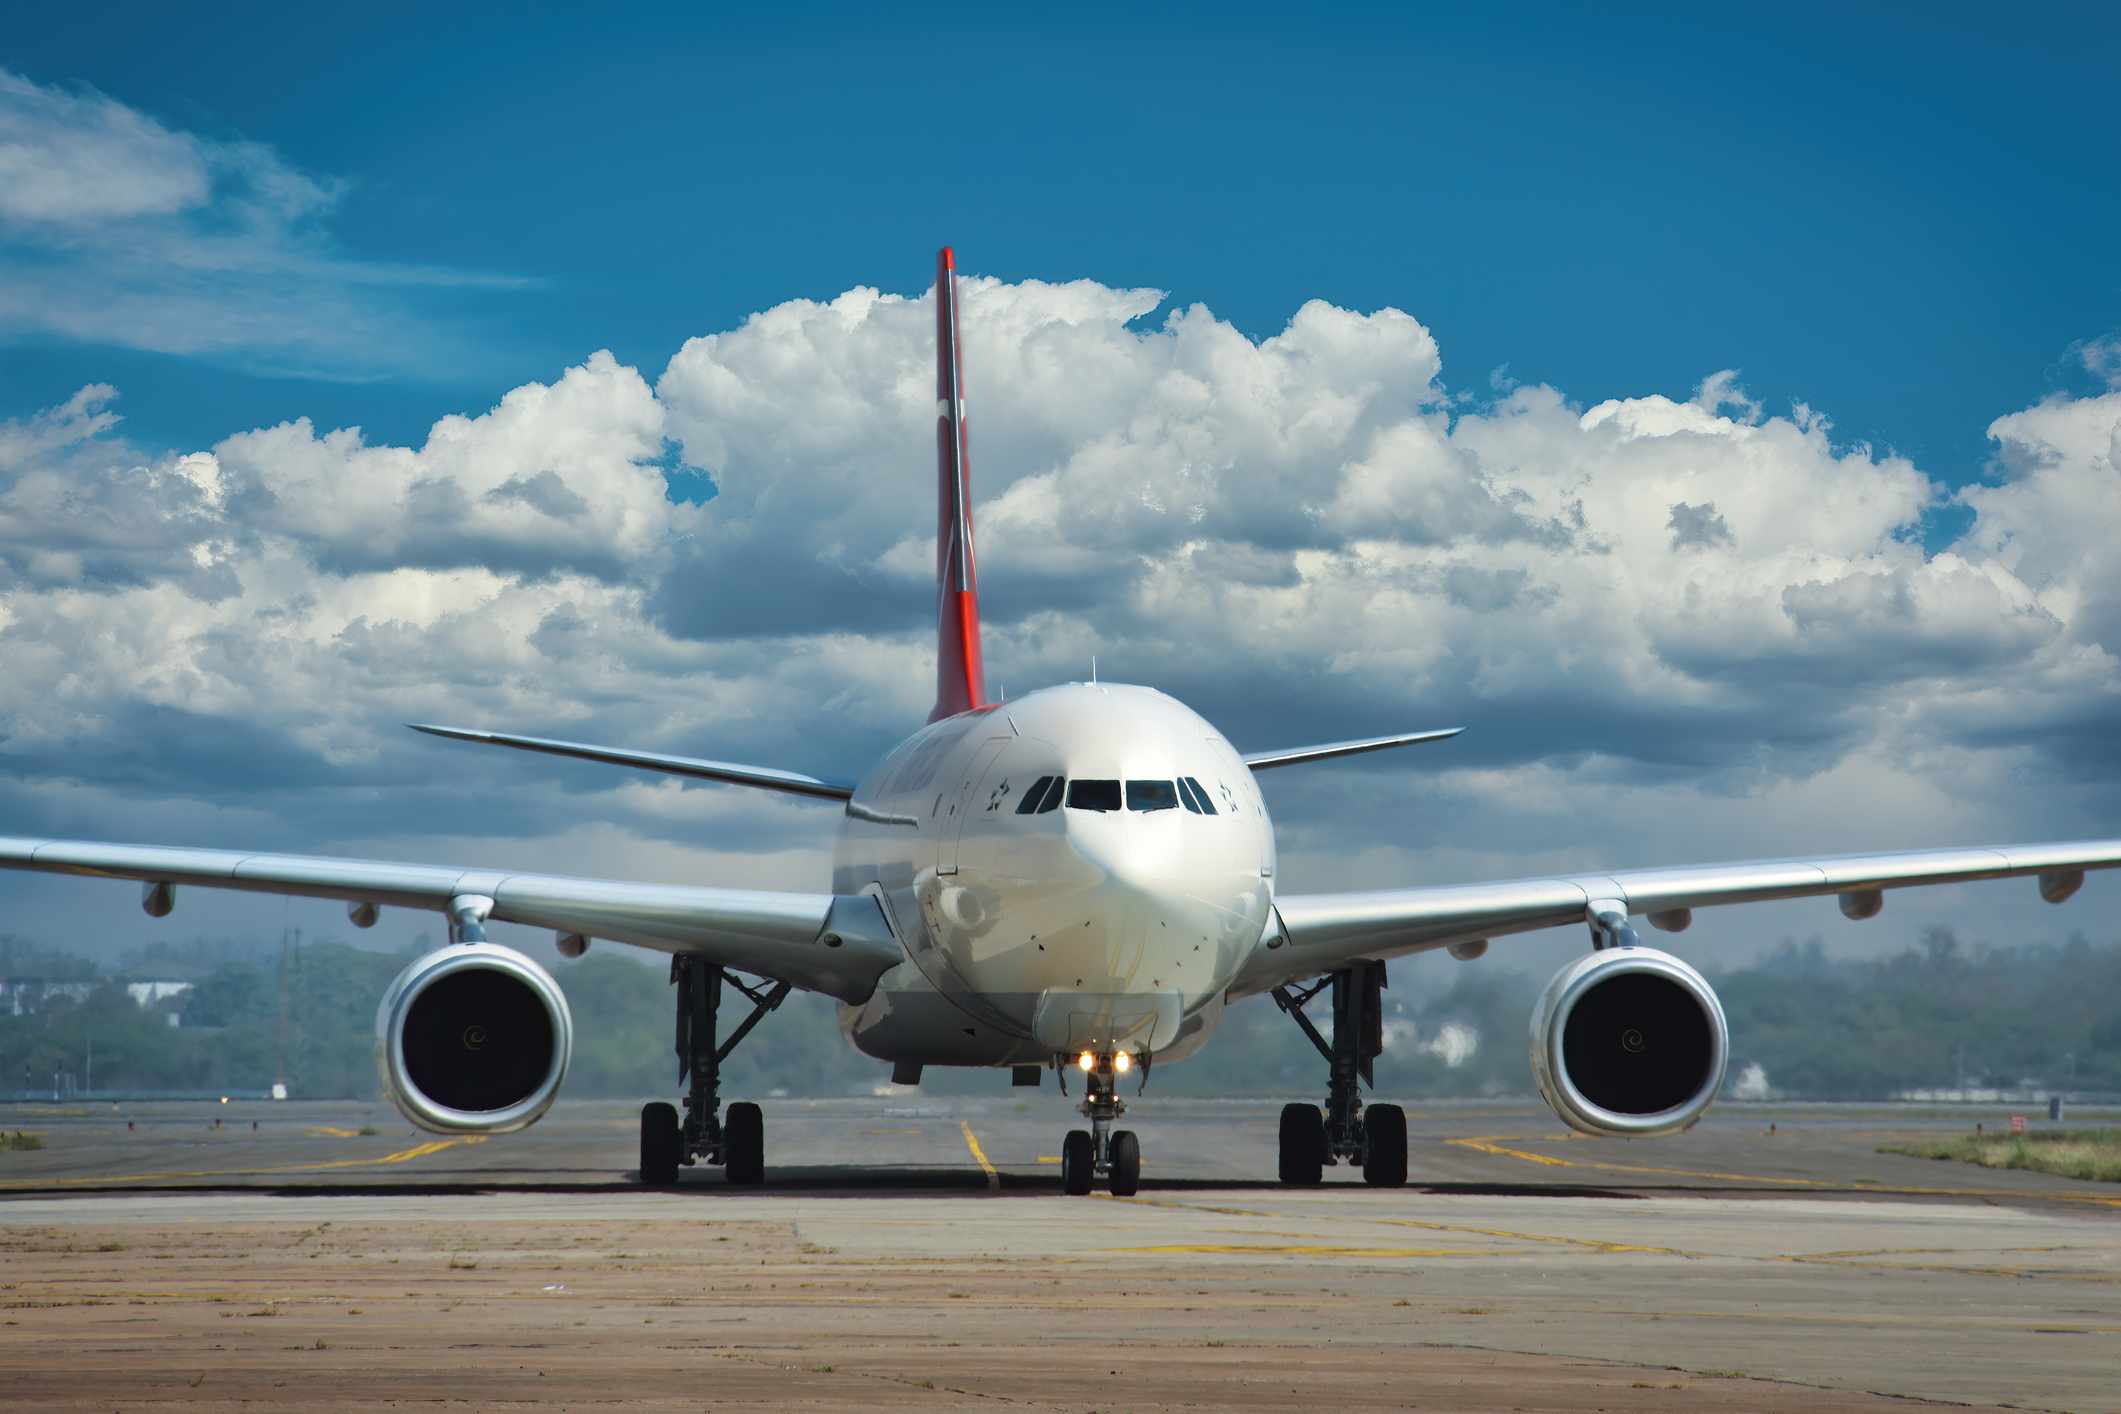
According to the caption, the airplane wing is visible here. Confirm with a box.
[409,724,856,801]
[1236,837,2121,995]
[0,836,900,1003]
[1242,728,1464,770]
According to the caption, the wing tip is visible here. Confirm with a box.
[408,722,480,742]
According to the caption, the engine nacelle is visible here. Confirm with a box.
[1529,946,1727,1137]
[375,944,572,1134]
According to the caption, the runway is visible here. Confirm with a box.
[4,1097,2119,1410]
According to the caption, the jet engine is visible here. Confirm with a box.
[1528,947,1727,1137]
[375,944,573,1134]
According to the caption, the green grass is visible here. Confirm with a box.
[1,1131,45,1153]
[1880,1128,2121,1183]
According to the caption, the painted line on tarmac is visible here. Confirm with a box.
[0,1135,487,1190]
[1445,1134,2121,1209]
[959,1121,999,1191]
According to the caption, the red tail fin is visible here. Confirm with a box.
[930,246,987,721]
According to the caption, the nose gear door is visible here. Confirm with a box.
[940,737,1012,875]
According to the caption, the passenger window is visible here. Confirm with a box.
[1016,776,1055,814]
[1182,776,1217,815]
[1127,780,1179,812]
[1037,776,1064,813]
[1067,779,1122,812]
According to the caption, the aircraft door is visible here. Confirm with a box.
[940,737,1012,875]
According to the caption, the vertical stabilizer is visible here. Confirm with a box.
[930,246,988,721]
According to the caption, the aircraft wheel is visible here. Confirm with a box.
[1061,1128,1094,1195]
[1362,1103,1408,1187]
[639,1101,680,1185]
[1109,1130,1142,1196]
[1278,1103,1325,1186]
[724,1101,765,1186]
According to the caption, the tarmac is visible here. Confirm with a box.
[3,1095,2118,1410]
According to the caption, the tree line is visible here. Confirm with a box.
[3,927,2116,1101]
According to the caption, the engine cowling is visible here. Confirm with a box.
[1529,946,1727,1137]
[375,944,572,1134]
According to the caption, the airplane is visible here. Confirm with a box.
[6,247,2119,1197]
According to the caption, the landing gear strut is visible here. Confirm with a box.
[1059,1052,1142,1196]
[1271,961,1406,1186]
[639,956,789,1185]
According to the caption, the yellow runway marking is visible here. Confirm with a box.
[1446,1134,2121,1209]
[0,1135,486,1190]
[305,1126,361,1138]
[959,1121,999,1191]
[1035,1155,1061,1164]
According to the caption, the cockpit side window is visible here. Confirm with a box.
[1015,776,1055,814]
[1036,776,1064,813]
[1067,779,1122,812]
[1180,776,1217,815]
[1127,780,1179,812]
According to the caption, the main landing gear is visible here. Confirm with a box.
[639,956,789,1186]
[1271,960,1407,1187]
[1059,1051,1142,1197]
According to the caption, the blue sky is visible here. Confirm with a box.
[5,2,2116,496]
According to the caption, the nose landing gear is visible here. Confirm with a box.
[1271,961,1408,1186]
[1060,1052,1142,1196]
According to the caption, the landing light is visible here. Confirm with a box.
[1114,1052,1132,1074]
[1077,1051,1095,1072]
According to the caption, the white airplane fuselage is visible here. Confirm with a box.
[832,683,1276,1068]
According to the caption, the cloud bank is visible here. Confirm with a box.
[3,270,2118,961]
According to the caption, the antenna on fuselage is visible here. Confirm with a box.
[1091,656,1098,685]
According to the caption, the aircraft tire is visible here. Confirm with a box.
[1278,1103,1325,1185]
[1361,1103,1408,1187]
[640,1101,680,1185]
[1109,1129,1141,1196]
[1061,1129,1094,1195]
[725,1101,765,1186]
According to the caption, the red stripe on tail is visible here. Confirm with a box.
[931,247,988,722]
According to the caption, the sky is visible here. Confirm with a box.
[2,3,2120,983]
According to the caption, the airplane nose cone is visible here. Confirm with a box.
[1055,811,1266,991]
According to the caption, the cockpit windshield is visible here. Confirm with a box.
[1066,779,1122,812]
[1016,776,1065,814]
[1058,777,1213,814]
[1125,780,1179,812]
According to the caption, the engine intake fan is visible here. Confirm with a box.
[1529,946,1727,1137]
[375,943,573,1134]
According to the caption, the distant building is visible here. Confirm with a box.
[124,981,193,1008]
[0,979,94,1016]
[0,978,193,1018]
